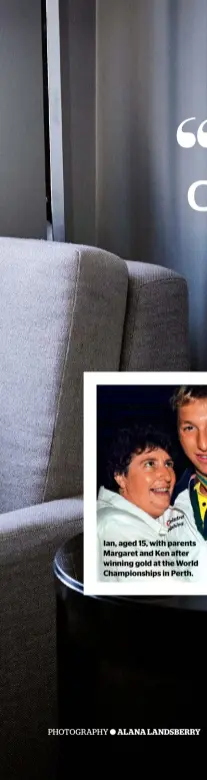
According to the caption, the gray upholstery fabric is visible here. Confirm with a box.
[120,261,190,370]
[0,238,128,512]
[0,239,190,777]
[0,497,83,779]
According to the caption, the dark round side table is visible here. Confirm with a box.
[54,534,207,734]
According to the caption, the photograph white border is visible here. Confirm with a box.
[84,371,207,596]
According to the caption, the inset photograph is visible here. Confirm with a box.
[84,372,207,596]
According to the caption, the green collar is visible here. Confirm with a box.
[196,470,207,490]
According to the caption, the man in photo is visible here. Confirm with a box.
[97,423,207,583]
[172,386,207,540]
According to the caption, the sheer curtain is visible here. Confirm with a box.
[58,0,207,368]
[96,0,207,369]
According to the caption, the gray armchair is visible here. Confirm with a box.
[0,237,190,778]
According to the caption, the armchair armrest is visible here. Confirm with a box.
[0,496,83,554]
[0,497,83,778]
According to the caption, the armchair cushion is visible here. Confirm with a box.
[120,261,190,370]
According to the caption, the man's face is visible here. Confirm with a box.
[115,447,176,518]
[178,397,207,474]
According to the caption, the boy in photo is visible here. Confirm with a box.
[172,386,207,540]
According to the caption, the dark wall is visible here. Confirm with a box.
[0,0,46,238]
[60,0,96,245]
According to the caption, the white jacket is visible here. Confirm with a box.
[97,486,207,583]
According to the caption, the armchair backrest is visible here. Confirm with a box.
[0,238,128,512]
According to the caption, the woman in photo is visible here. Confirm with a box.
[97,424,207,583]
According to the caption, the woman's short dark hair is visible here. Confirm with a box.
[106,424,175,492]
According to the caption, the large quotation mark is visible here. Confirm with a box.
[176,117,207,210]
[177,117,207,148]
